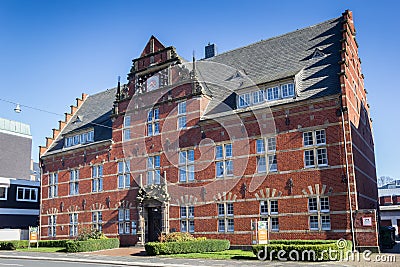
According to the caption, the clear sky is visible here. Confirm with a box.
[0,0,399,179]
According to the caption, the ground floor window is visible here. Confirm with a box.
[92,211,102,232]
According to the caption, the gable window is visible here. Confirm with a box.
[303,130,328,168]
[218,203,234,232]
[92,165,103,192]
[49,173,58,198]
[92,211,102,232]
[147,108,160,136]
[147,155,161,185]
[180,206,194,233]
[256,137,277,173]
[69,213,78,237]
[177,101,187,129]
[308,196,330,231]
[118,209,131,235]
[123,115,131,141]
[179,149,195,182]
[48,215,56,237]
[0,186,7,200]
[69,169,79,195]
[16,187,38,202]
[118,161,130,189]
[215,143,233,177]
[238,93,251,108]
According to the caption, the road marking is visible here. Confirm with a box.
[0,264,23,266]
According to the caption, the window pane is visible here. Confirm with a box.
[188,150,194,162]
[125,174,130,188]
[189,221,195,232]
[154,156,160,167]
[179,151,187,165]
[181,220,187,232]
[316,130,326,145]
[267,137,276,151]
[154,122,159,134]
[225,144,232,158]
[226,160,233,175]
[257,156,266,173]
[317,148,328,165]
[310,215,319,230]
[305,150,315,167]
[227,219,234,232]
[154,170,161,184]
[178,116,187,129]
[321,215,331,230]
[178,101,186,114]
[270,200,278,213]
[218,204,224,216]
[216,146,223,159]
[227,203,234,216]
[303,132,313,146]
[188,165,195,181]
[179,168,186,182]
[309,198,318,212]
[218,219,225,232]
[188,206,194,217]
[321,197,330,211]
[216,162,224,177]
[147,110,153,122]
[268,155,277,172]
[147,123,153,136]
[271,218,279,231]
[256,139,265,154]
[260,201,268,214]
[154,109,159,120]
[180,207,187,218]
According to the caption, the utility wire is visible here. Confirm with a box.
[0,97,64,116]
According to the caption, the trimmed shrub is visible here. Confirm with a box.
[76,228,106,241]
[0,240,29,250]
[145,239,230,255]
[0,240,69,250]
[159,232,195,243]
[252,240,353,261]
[65,238,120,253]
[38,240,68,247]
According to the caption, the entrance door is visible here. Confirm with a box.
[147,207,162,242]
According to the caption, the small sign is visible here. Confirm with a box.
[362,217,372,226]
[28,226,39,248]
[258,221,269,244]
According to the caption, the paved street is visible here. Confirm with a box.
[0,244,399,267]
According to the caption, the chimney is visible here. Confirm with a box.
[205,43,217,59]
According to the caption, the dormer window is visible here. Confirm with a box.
[64,130,94,148]
[237,82,295,109]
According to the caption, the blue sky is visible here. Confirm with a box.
[0,0,399,179]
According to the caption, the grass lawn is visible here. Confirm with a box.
[160,249,256,260]
[16,247,66,253]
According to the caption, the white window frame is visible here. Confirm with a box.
[69,213,78,237]
[217,202,234,232]
[238,93,251,108]
[118,209,131,235]
[16,187,38,202]
[309,196,331,231]
[64,130,94,148]
[118,160,130,189]
[252,90,264,104]
[48,215,56,237]
[177,101,187,129]
[92,165,103,192]
[147,155,161,185]
[69,169,79,196]
[215,143,233,178]
[180,206,194,233]
[179,150,195,182]
[303,130,328,168]
[92,211,103,232]
[267,87,279,100]
[0,186,7,200]
[281,83,295,98]
[49,173,58,198]
[256,137,277,173]
[147,108,160,136]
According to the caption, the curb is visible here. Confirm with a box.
[0,254,210,267]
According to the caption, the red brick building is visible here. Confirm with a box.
[40,10,379,250]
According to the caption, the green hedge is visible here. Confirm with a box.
[65,238,120,253]
[145,239,230,255]
[252,240,352,261]
[0,240,70,250]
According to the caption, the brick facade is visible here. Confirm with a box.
[40,10,378,250]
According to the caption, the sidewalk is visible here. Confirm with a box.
[0,247,399,267]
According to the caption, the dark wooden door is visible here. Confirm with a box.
[147,207,162,242]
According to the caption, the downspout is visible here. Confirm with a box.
[340,101,356,251]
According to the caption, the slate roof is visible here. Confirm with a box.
[43,16,344,154]
[200,17,343,116]
[45,87,117,155]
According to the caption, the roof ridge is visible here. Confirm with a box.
[207,16,341,61]
[86,86,119,98]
